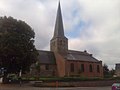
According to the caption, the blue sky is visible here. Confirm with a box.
[66,21,85,38]
[0,0,120,69]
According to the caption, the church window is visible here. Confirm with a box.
[60,40,62,45]
[70,63,74,72]
[97,65,100,73]
[81,64,84,72]
[89,64,93,72]
[45,65,49,70]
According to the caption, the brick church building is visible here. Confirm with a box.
[31,2,103,77]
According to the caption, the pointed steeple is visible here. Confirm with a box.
[50,1,68,55]
[53,1,65,38]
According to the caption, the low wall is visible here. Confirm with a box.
[33,80,120,87]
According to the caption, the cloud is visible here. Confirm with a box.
[68,0,120,69]
[0,0,120,69]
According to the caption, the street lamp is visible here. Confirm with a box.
[19,68,22,86]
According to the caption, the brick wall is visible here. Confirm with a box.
[30,64,57,77]
[54,52,66,77]
[65,60,103,77]
[39,64,57,77]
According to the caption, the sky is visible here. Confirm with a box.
[0,0,120,69]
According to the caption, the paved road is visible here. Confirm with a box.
[0,84,111,90]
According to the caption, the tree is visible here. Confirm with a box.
[109,68,115,77]
[103,64,109,78]
[0,16,38,75]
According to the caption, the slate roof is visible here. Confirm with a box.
[38,50,56,64]
[52,2,65,39]
[38,50,99,64]
[66,50,99,62]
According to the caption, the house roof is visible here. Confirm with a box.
[37,50,100,64]
[38,50,56,64]
[66,50,99,62]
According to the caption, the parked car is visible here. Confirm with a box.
[0,68,6,77]
[112,83,120,90]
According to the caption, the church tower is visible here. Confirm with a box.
[50,2,68,56]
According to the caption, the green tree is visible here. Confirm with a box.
[109,68,115,77]
[103,64,109,78]
[0,16,38,75]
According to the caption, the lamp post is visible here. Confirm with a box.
[19,68,22,86]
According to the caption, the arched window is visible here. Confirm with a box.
[97,65,100,73]
[60,40,62,45]
[45,65,49,70]
[70,63,74,72]
[89,64,93,72]
[81,64,84,72]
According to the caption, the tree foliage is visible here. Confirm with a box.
[0,16,38,74]
[109,68,115,76]
[103,64,109,77]
[103,64,115,78]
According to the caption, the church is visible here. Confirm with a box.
[31,2,103,77]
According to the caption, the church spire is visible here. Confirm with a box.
[53,1,65,38]
[50,1,68,55]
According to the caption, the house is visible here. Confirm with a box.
[31,2,103,77]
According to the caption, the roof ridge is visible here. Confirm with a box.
[68,50,90,55]
[38,50,53,53]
